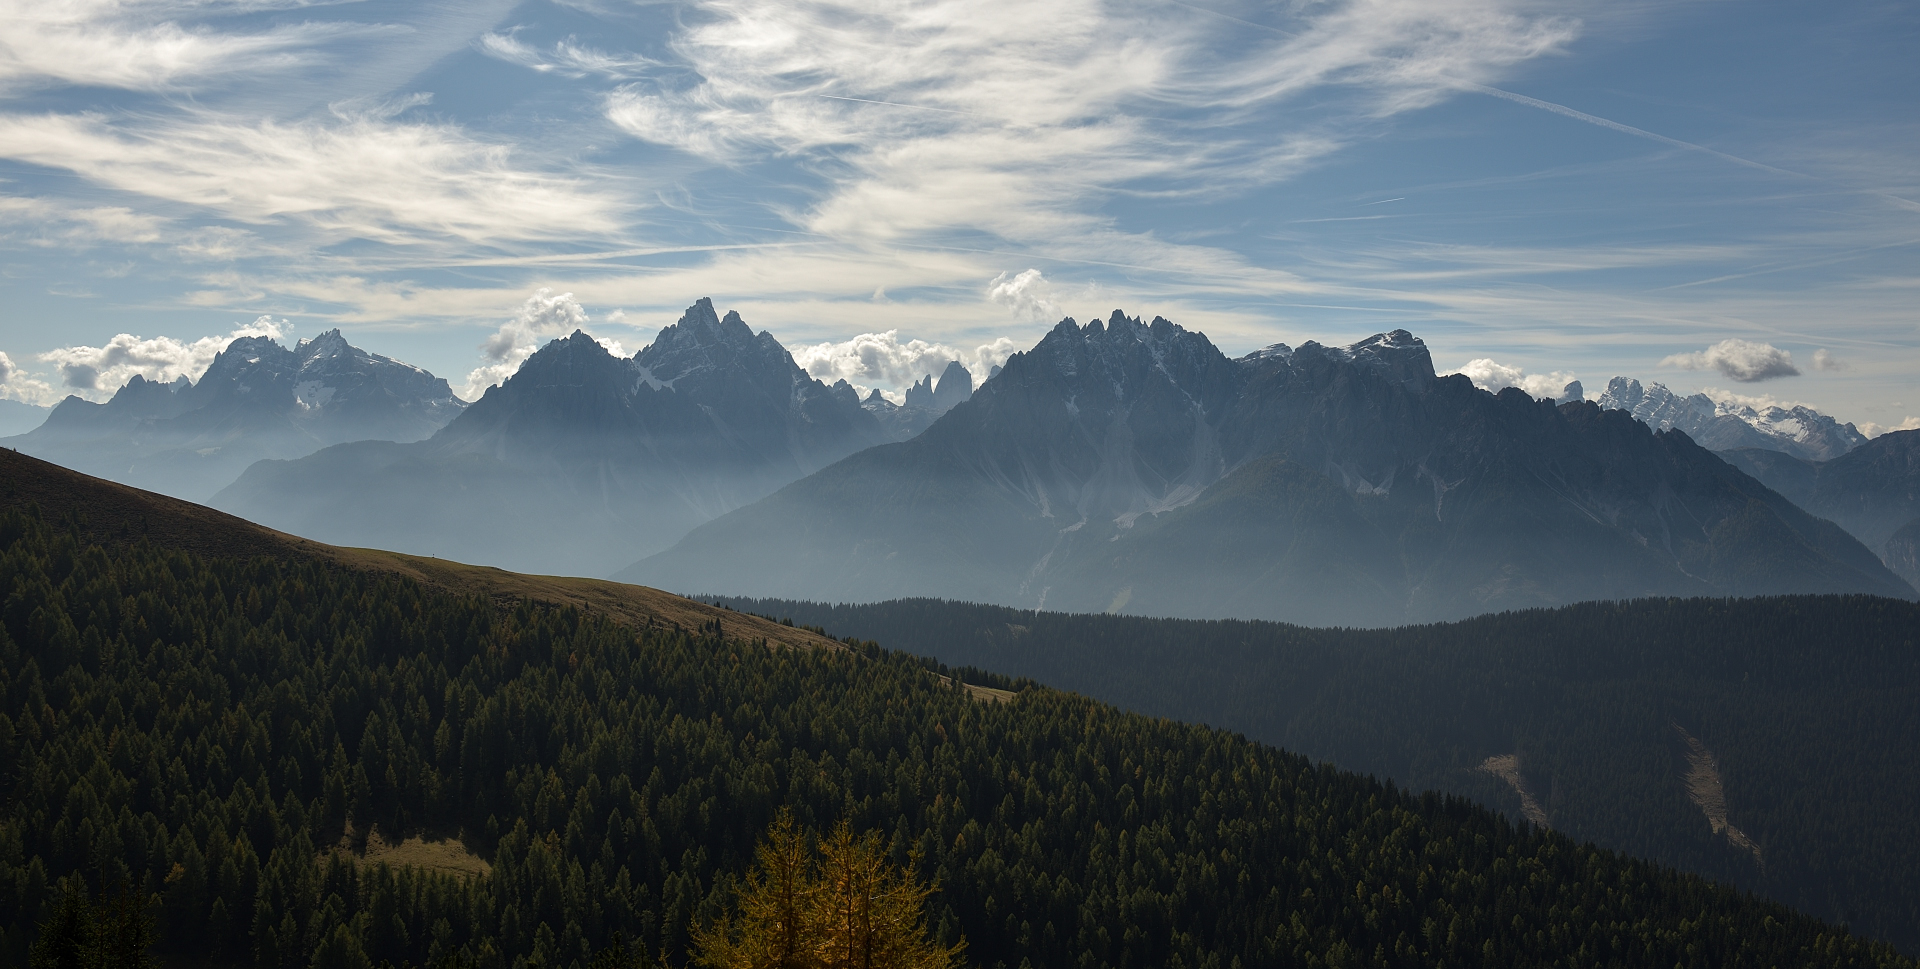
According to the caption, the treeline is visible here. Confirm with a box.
[0,508,1910,967]
[704,594,1920,951]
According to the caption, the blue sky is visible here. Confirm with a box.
[0,0,1914,432]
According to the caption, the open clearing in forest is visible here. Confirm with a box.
[1672,724,1764,865]
[1478,754,1551,829]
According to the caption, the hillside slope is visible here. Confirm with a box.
[0,448,833,651]
[712,592,1920,950]
[0,475,1908,967]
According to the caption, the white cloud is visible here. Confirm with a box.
[1697,388,1806,412]
[1811,348,1847,371]
[1860,417,1920,439]
[1446,358,1579,400]
[789,331,1021,399]
[463,289,626,398]
[987,269,1064,325]
[36,315,290,401]
[0,110,624,246]
[0,351,58,406]
[1660,338,1800,382]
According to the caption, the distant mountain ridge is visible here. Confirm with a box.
[1597,377,1866,461]
[213,298,891,576]
[4,328,464,500]
[860,359,975,441]
[623,312,1912,623]
[1721,430,1920,587]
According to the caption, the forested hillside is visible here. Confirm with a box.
[1,509,1908,968]
[708,595,1920,951]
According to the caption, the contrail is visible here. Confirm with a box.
[1460,83,1804,179]
[816,94,976,116]
[1464,83,1920,217]
[429,241,817,269]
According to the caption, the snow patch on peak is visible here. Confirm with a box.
[1243,343,1295,363]
[293,379,335,411]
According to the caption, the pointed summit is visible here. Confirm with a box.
[932,360,973,412]
[297,328,352,362]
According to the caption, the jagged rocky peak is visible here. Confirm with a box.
[1029,310,1226,375]
[199,334,293,382]
[1598,377,1866,461]
[1308,329,1436,391]
[897,361,972,414]
[1557,380,1585,404]
[638,297,798,385]
[902,374,937,410]
[296,328,353,362]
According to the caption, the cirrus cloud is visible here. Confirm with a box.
[0,0,359,94]
[0,108,625,247]
[603,0,1579,257]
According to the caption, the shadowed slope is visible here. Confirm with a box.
[0,447,835,651]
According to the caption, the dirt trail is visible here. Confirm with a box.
[1672,723,1764,866]
[1477,754,1551,829]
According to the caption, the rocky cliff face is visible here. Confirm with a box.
[1597,377,1865,461]
[6,330,463,500]
[622,315,1912,623]
[214,299,890,576]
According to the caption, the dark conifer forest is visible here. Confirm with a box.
[0,505,1910,966]
[706,595,1920,951]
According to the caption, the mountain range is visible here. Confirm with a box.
[212,299,892,575]
[3,328,464,500]
[623,312,1912,624]
[1596,376,1867,461]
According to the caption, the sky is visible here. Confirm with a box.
[0,0,1915,431]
